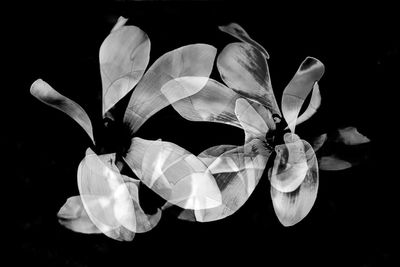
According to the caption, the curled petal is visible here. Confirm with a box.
[281,57,325,132]
[336,127,370,145]
[124,44,217,133]
[78,149,136,241]
[124,138,222,210]
[30,79,94,144]
[270,137,319,226]
[319,155,352,171]
[270,133,308,193]
[217,42,281,116]
[57,196,101,234]
[100,17,150,116]
[293,82,321,126]
[218,23,269,58]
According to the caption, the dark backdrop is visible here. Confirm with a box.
[7,1,398,266]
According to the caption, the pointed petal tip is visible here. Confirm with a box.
[111,16,129,32]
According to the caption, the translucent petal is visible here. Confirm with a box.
[234,98,269,142]
[124,138,222,210]
[30,79,94,144]
[193,139,271,222]
[270,138,319,226]
[218,23,269,58]
[77,149,136,241]
[169,78,276,130]
[122,176,162,233]
[100,17,150,116]
[319,155,352,171]
[217,42,281,116]
[281,57,325,132]
[124,44,217,133]
[336,127,370,145]
[57,196,101,234]
[312,133,327,152]
[293,82,321,126]
[270,133,309,193]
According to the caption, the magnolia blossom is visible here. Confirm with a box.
[31,17,370,241]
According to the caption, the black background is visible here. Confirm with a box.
[6,1,398,266]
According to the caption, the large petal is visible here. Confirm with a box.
[100,16,150,116]
[30,79,94,144]
[124,44,217,133]
[218,23,269,58]
[217,42,281,116]
[57,196,101,234]
[168,78,275,130]
[270,136,319,226]
[281,57,325,132]
[124,138,222,210]
[77,149,136,241]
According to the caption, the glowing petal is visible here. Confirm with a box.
[270,133,308,193]
[77,149,136,241]
[336,127,370,145]
[100,17,150,115]
[57,196,101,234]
[217,42,281,116]
[270,138,319,226]
[124,138,222,210]
[319,155,352,171]
[294,82,321,126]
[30,79,94,144]
[281,57,325,132]
[124,44,217,133]
[312,133,327,152]
[218,23,269,58]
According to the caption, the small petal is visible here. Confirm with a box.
[270,138,319,226]
[218,23,269,58]
[336,127,370,145]
[294,82,321,126]
[281,57,325,132]
[312,133,327,152]
[124,44,217,133]
[319,155,352,171]
[57,196,101,234]
[217,42,281,116]
[100,20,150,115]
[30,79,95,144]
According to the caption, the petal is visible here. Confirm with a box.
[100,17,150,116]
[218,23,269,58]
[270,133,308,193]
[124,44,217,133]
[293,82,321,126]
[57,196,101,234]
[318,155,352,171]
[30,79,94,144]
[122,176,162,233]
[193,139,271,222]
[77,149,136,241]
[336,127,370,145]
[312,133,327,152]
[124,137,222,210]
[169,78,275,130]
[217,42,281,116]
[281,57,325,132]
[234,98,269,142]
[270,137,319,226]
